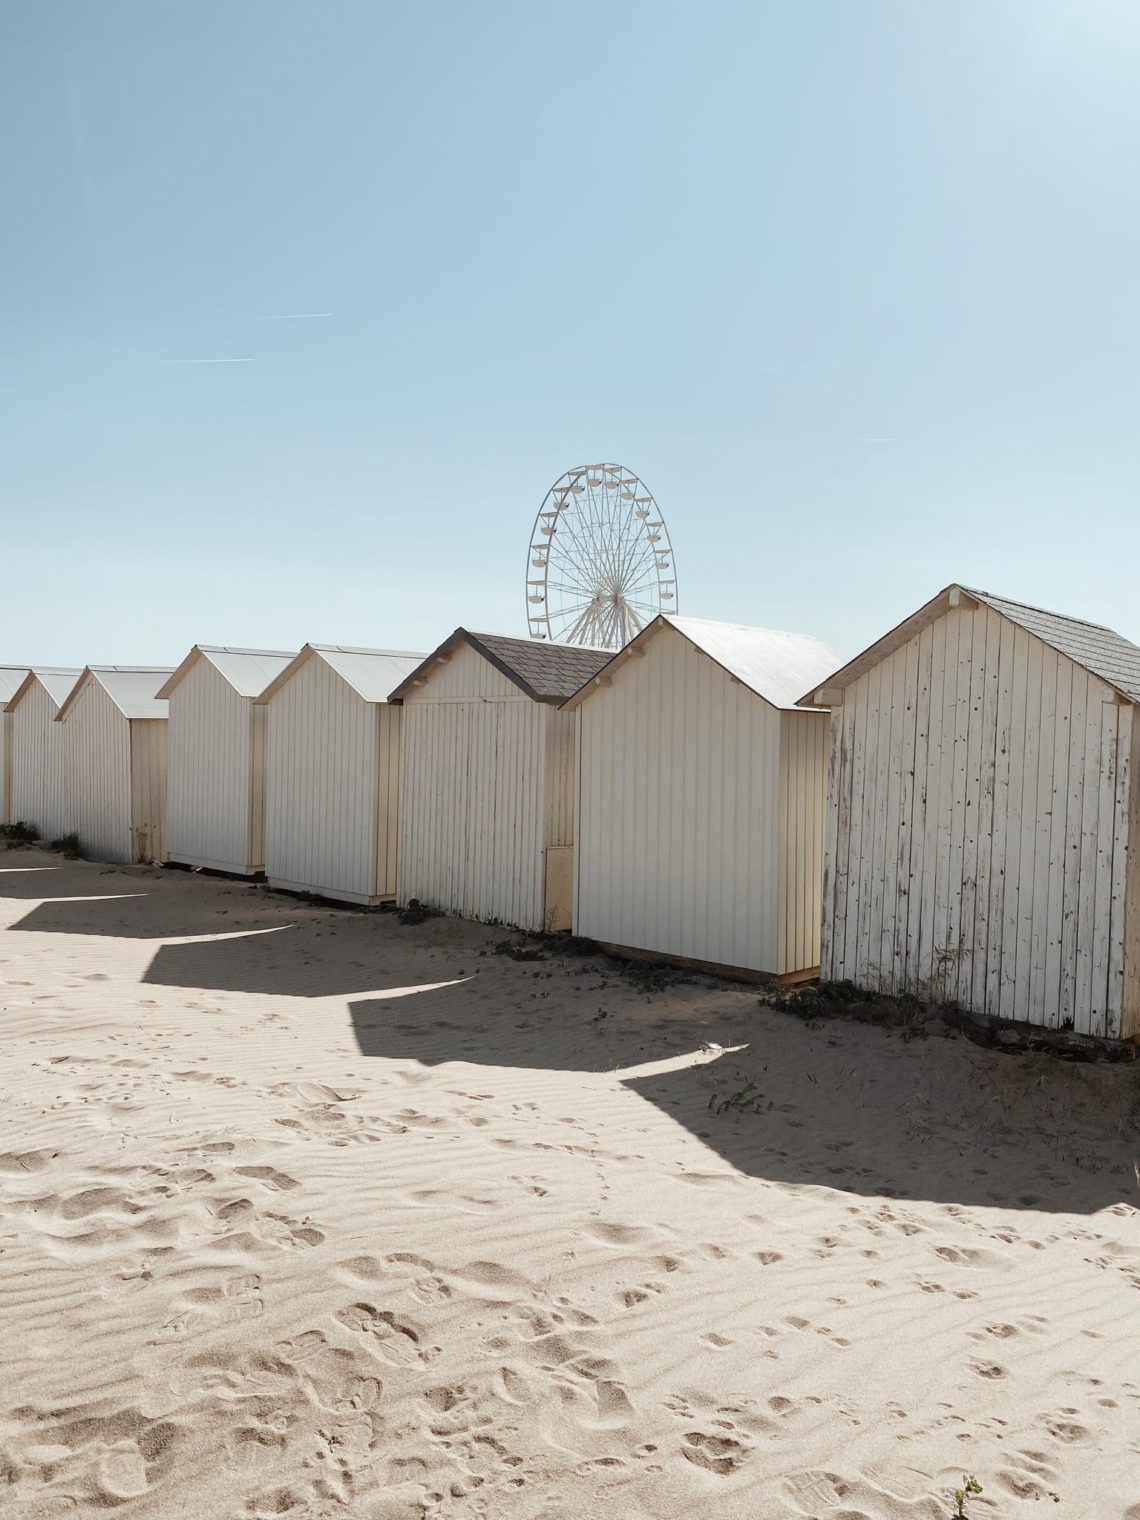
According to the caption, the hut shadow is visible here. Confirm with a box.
[143,917,475,1000]
[621,1019,1138,1215]
[345,984,691,1072]
[350,984,1138,1214]
[0,859,123,900]
[10,886,291,940]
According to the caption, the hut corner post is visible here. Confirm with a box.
[1121,705,1140,1042]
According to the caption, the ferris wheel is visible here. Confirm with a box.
[525,463,677,648]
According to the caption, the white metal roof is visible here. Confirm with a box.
[57,667,174,723]
[563,614,843,712]
[156,646,297,701]
[666,616,844,710]
[255,645,426,706]
[0,667,30,705]
[3,668,83,713]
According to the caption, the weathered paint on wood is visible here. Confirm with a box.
[397,639,567,932]
[822,600,1139,1038]
[130,719,169,863]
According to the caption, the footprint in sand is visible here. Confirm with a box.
[233,1165,299,1192]
[0,1148,59,1173]
[583,1220,652,1246]
[681,1429,749,1476]
[334,1302,425,1366]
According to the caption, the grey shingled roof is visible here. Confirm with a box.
[389,629,612,705]
[966,588,1140,705]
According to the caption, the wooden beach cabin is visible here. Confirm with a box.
[4,669,82,840]
[56,667,172,864]
[799,584,1140,1042]
[255,645,424,905]
[564,615,841,978]
[0,667,31,826]
[390,630,611,932]
[158,646,295,876]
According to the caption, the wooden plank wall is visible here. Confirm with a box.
[167,658,256,873]
[777,709,829,977]
[573,626,787,974]
[9,683,73,842]
[129,719,169,863]
[397,693,547,931]
[822,604,1134,1039]
[263,655,382,904]
[65,682,134,864]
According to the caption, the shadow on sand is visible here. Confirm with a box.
[6,852,1135,1215]
[349,981,1140,1215]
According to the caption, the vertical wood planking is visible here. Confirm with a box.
[167,659,256,872]
[65,681,134,863]
[1090,703,1120,1039]
[1111,706,1136,1038]
[9,681,74,841]
[1120,712,1140,1039]
[264,654,383,903]
[995,624,1027,1021]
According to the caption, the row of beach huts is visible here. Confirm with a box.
[3,582,1140,1045]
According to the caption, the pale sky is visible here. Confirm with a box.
[3,1,1140,667]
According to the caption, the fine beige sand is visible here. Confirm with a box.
[1,849,1139,1520]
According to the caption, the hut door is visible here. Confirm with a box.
[543,845,573,932]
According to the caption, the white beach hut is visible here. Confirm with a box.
[799,584,1140,1042]
[255,645,424,905]
[390,630,611,932]
[564,615,842,978]
[4,669,82,840]
[56,667,173,864]
[158,646,295,876]
[0,667,31,825]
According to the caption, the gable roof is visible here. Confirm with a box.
[796,584,1140,707]
[56,667,173,723]
[389,629,612,706]
[3,668,82,713]
[254,645,426,706]
[0,667,31,705]
[156,646,297,701]
[562,614,843,711]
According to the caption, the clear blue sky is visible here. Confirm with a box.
[3,1,1139,667]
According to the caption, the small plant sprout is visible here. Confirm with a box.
[708,1079,766,1115]
[951,1474,982,1518]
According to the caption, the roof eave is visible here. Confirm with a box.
[794,584,969,708]
[253,645,316,705]
[155,647,204,700]
[54,669,94,723]
[388,628,546,705]
[560,616,669,710]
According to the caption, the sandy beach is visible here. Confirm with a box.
[1,848,1138,1519]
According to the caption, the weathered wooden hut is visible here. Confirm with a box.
[4,669,82,839]
[56,667,172,864]
[255,645,423,905]
[799,584,1140,1041]
[564,615,841,977]
[390,630,611,932]
[158,646,295,876]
